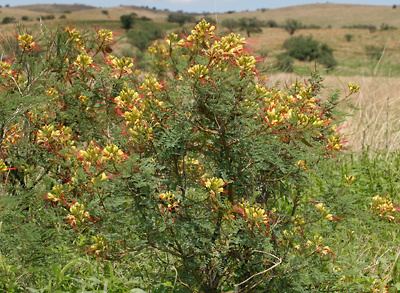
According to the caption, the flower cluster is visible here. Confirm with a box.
[65,27,85,51]
[1,123,22,149]
[314,202,338,222]
[235,200,270,232]
[88,235,107,256]
[0,61,13,79]
[159,191,180,213]
[0,159,8,173]
[74,53,93,70]
[204,177,225,197]
[66,201,91,228]
[371,195,399,222]
[348,82,360,94]
[183,19,216,49]
[45,184,67,203]
[36,124,74,149]
[96,29,113,46]
[188,64,209,80]
[78,141,125,168]
[107,55,134,78]
[17,34,36,52]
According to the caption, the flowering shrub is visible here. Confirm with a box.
[0,21,350,291]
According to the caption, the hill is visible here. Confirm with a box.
[16,4,95,13]
[217,3,400,27]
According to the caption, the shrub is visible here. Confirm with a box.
[344,33,353,42]
[127,24,163,51]
[1,16,15,24]
[343,24,377,32]
[167,12,194,26]
[0,21,347,291]
[238,17,263,37]
[265,19,278,28]
[380,23,396,30]
[284,19,303,35]
[101,10,109,15]
[275,52,294,72]
[283,35,337,68]
[120,13,136,30]
[221,18,238,31]
[21,16,29,21]
[59,14,67,19]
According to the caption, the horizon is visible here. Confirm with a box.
[3,0,396,13]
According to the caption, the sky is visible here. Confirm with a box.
[1,0,395,12]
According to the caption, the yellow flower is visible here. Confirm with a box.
[108,55,134,77]
[97,29,113,44]
[188,64,209,79]
[74,53,93,70]
[0,61,12,77]
[89,235,107,256]
[78,95,89,103]
[102,144,125,162]
[315,202,326,213]
[348,82,360,94]
[204,177,225,196]
[68,201,90,224]
[371,195,397,222]
[91,172,108,185]
[325,214,334,221]
[186,19,216,46]
[78,141,102,165]
[46,87,59,98]
[65,27,85,50]
[236,55,256,73]
[344,175,356,185]
[114,87,139,109]
[0,159,8,172]
[17,34,35,51]
[296,160,307,170]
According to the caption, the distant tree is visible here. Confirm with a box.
[5,4,10,8]
[59,14,67,19]
[265,19,278,28]
[221,18,239,32]
[393,4,397,9]
[120,13,136,31]
[284,19,303,35]
[167,13,194,26]
[101,10,109,15]
[238,17,262,37]
[21,16,29,21]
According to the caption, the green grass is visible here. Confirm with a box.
[303,152,400,291]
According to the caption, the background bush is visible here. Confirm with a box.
[283,35,337,68]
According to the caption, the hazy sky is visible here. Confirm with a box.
[1,0,395,12]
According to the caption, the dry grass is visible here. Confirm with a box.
[267,73,400,152]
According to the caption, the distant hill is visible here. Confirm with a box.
[216,4,400,27]
[16,4,95,13]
